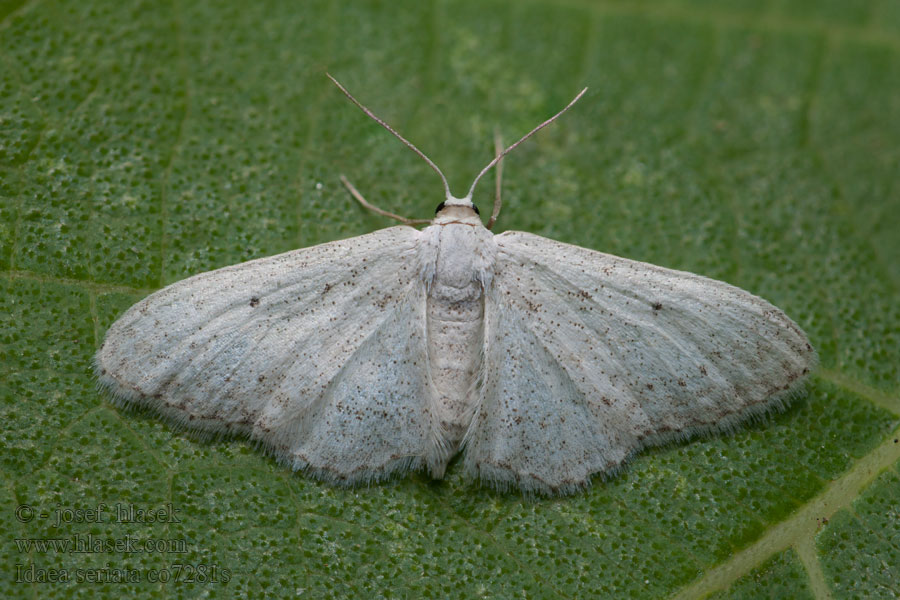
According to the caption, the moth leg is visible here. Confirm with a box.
[486,129,503,230]
[339,175,431,226]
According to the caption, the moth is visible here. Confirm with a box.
[96,75,816,495]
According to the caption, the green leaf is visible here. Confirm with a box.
[2,0,898,598]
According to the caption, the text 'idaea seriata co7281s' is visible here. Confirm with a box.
[95,76,816,496]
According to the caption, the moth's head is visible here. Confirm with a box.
[432,195,481,225]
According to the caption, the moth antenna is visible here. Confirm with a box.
[465,87,587,202]
[327,73,453,202]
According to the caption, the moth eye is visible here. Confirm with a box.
[434,201,446,214]
[472,204,480,215]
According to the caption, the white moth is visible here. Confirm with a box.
[96,76,816,495]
